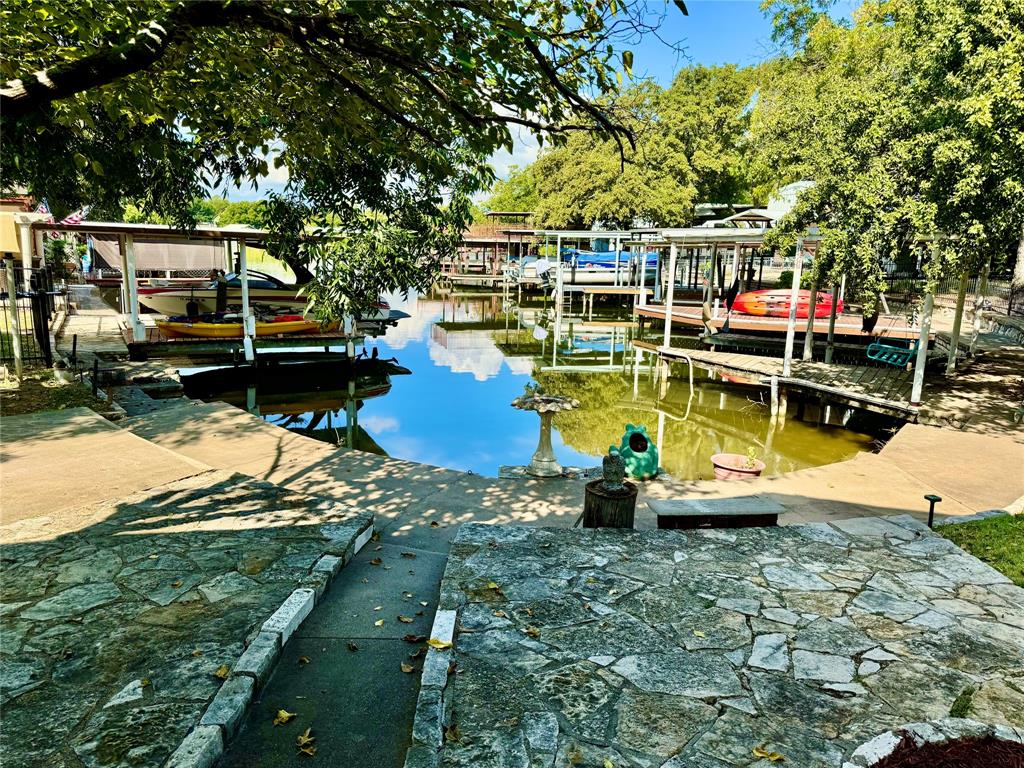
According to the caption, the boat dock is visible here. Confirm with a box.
[634,304,926,340]
[633,340,918,417]
[121,324,357,361]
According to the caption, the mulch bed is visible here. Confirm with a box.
[873,734,1024,768]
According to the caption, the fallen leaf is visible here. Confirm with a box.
[752,745,785,762]
[383,565,392,571]
[524,626,541,638]
[427,638,453,650]
[486,581,500,590]
[213,665,230,680]
[361,578,368,584]
[604,759,616,768]
[374,545,383,551]
[523,607,534,617]
[428,521,440,528]
[374,605,382,611]
[400,662,414,673]
[347,641,359,652]
[693,630,706,638]
[273,709,297,726]
[567,745,584,765]
[298,656,311,665]
[148,554,159,560]
[369,558,382,566]
[403,634,427,643]
[443,724,462,743]
[398,615,414,624]
[191,649,203,658]
[170,580,183,588]
[371,531,381,542]
[140,678,151,687]
[403,591,414,598]
[420,601,429,607]
[409,647,426,659]
[297,744,317,757]
[374,619,385,627]
[492,610,508,618]
[401,552,417,559]
[296,728,315,747]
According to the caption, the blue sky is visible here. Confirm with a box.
[226,1,856,200]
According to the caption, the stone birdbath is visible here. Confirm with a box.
[511,388,580,477]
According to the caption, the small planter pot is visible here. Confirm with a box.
[710,453,766,481]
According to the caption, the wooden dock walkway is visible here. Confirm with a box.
[634,304,927,341]
[634,340,917,416]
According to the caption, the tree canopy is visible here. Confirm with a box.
[751,0,1024,306]
[2,0,685,313]
[513,65,757,228]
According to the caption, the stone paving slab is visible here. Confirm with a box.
[412,516,1024,768]
[0,470,372,768]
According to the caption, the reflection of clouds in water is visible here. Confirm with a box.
[360,414,400,434]
[503,356,535,376]
[428,339,504,382]
[379,294,436,349]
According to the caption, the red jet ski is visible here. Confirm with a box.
[732,289,842,319]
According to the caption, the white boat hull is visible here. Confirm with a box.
[138,288,305,315]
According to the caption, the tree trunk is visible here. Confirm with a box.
[1012,223,1024,313]
[582,480,638,529]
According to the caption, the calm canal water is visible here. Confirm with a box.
[182,290,879,478]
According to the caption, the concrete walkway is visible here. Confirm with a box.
[0,408,208,536]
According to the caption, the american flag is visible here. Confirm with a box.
[34,200,59,238]
[60,205,90,226]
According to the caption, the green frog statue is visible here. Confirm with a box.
[617,424,659,480]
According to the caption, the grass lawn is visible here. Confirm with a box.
[938,514,1024,587]
[0,367,110,416]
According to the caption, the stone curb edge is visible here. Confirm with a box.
[841,717,1024,767]
[934,508,1009,527]
[162,514,375,768]
[402,608,458,768]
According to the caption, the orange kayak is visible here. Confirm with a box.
[732,289,842,319]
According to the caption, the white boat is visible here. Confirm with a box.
[137,271,305,315]
[517,251,658,286]
[137,271,397,323]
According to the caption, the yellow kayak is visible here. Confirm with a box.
[157,318,337,339]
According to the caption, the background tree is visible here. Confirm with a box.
[750,0,1024,311]
[518,65,756,229]
[481,165,539,215]
[2,0,686,314]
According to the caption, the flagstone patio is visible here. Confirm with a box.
[0,470,371,768]
[408,517,1024,768]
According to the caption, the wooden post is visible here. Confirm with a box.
[582,480,638,528]
[125,234,145,342]
[769,375,779,418]
[729,242,740,290]
[802,272,818,361]
[662,242,678,349]
[613,236,621,286]
[4,256,23,378]
[637,246,647,307]
[17,221,33,290]
[782,238,804,377]
[239,240,255,362]
[824,280,840,364]
[945,270,969,375]
[910,290,934,406]
[118,234,129,313]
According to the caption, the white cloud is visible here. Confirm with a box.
[360,414,400,434]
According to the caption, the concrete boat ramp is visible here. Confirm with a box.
[1,404,1021,767]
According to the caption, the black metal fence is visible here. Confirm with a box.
[0,264,67,368]
[881,269,1021,317]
